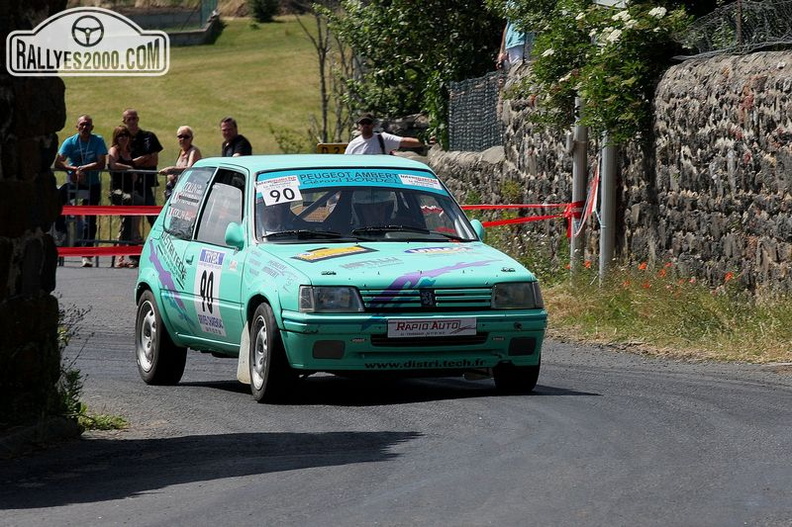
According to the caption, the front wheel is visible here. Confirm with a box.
[249,302,296,403]
[135,290,187,385]
[492,360,540,394]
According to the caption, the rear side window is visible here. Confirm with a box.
[164,167,215,240]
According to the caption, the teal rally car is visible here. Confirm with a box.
[134,154,547,402]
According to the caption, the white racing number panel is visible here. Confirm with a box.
[194,248,227,336]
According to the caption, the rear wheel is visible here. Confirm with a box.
[135,290,187,385]
[249,302,296,403]
[493,360,540,394]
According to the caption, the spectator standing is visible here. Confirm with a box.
[107,124,144,268]
[122,108,163,227]
[497,17,528,71]
[344,113,424,155]
[54,114,108,268]
[220,117,252,157]
[160,125,203,200]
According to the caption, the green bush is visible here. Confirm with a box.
[249,0,280,22]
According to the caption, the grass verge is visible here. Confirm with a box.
[543,261,792,364]
[479,223,792,364]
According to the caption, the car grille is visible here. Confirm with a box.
[360,287,492,312]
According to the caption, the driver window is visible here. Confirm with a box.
[195,170,245,246]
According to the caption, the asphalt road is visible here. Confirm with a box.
[1,263,791,526]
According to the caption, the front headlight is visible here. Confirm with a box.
[491,282,544,310]
[299,286,365,313]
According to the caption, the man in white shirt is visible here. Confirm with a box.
[344,113,425,155]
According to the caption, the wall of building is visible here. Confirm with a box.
[0,0,66,427]
[428,51,792,294]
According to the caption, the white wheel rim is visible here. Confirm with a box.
[137,301,156,373]
[251,315,269,390]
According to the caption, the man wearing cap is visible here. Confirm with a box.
[344,113,424,155]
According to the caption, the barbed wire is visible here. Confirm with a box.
[679,0,792,57]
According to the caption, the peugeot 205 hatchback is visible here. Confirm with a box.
[135,155,547,402]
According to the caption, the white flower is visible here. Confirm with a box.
[648,7,667,18]
[576,12,586,21]
[559,72,571,83]
[612,10,631,22]
[653,27,661,33]
[542,48,555,57]
[606,28,622,43]
[624,18,637,29]
[589,28,598,37]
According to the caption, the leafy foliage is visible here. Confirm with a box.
[58,305,127,432]
[493,0,691,144]
[327,0,503,145]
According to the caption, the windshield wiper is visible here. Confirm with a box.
[265,229,345,240]
[351,225,432,235]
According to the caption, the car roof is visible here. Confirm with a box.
[191,154,434,174]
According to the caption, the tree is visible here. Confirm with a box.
[294,0,356,144]
[327,0,503,145]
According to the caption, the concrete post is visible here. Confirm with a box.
[599,133,618,284]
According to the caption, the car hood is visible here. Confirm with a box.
[254,241,535,288]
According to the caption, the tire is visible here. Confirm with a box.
[492,360,540,394]
[135,290,187,385]
[249,302,296,403]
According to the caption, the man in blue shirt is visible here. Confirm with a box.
[54,114,108,267]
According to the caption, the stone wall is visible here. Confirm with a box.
[428,51,792,294]
[0,0,66,427]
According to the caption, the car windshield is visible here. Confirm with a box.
[255,175,477,243]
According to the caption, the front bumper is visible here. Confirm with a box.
[279,310,547,371]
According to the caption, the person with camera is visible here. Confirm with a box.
[54,114,107,267]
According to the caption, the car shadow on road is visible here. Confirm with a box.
[180,375,599,406]
[0,430,422,509]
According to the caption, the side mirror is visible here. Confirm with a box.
[470,219,486,242]
[225,222,245,250]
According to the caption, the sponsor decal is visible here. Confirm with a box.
[255,175,302,205]
[260,258,299,291]
[294,171,401,186]
[365,358,486,369]
[194,248,226,336]
[6,7,169,77]
[160,233,187,289]
[404,246,473,255]
[147,242,193,328]
[292,245,376,262]
[364,260,499,314]
[398,174,443,190]
[387,318,477,338]
[340,256,402,269]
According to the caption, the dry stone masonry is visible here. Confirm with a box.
[428,51,792,294]
[1,0,66,427]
